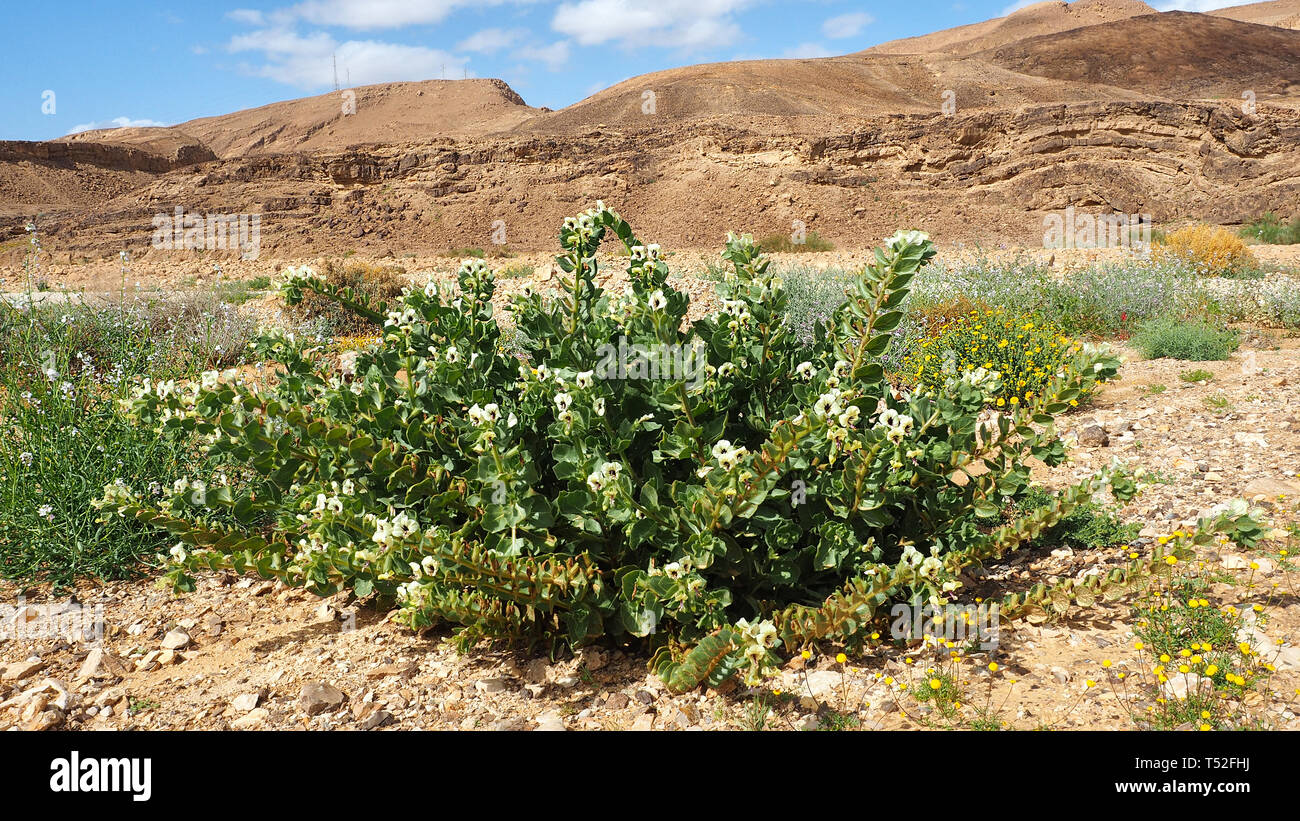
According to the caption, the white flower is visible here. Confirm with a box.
[445,346,461,364]
[592,397,606,417]
[554,392,573,412]
[201,370,220,390]
[717,362,735,378]
[423,280,439,298]
[795,361,815,380]
[886,229,931,252]
[19,452,33,467]
[712,440,733,460]
[170,543,187,562]
[37,504,53,521]
[814,390,842,419]
[648,290,667,311]
[575,370,594,389]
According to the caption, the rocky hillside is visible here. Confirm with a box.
[30,100,1297,261]
[3,2,1300,257]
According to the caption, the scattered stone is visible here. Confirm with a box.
[25,708,64,731]
[1161,673,1210,701]
[534,711,566,731]
[160,629,191,650]
[231,693,261,713]
[579,647,608,672]
[201,612,224,637]
[359,709,394,730]
[299,681,346,715]
[474,677,509,694]
[231,708,269,730]
[1078,425,1110,447]
[605,692,630,710]
[365,661,418,679]
[521,659,548,684]
[2,658,45,682]
[1050,666,1072,684]
[75,648,129,682]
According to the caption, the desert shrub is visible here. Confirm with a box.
[1201,277,1300,328]
[778,264,854,349]
[1131,316,1239,361]
[0,301,203,587]
[1239,212,1300,245]
[901,307,1087,408]
[1153,225,1257,277]
[286,259,408,335]
[909,256,1047,318]
[1035,258,1204,337]
[100,205,1137,691]
[758,231,835,253]
[1015,486,1139,550]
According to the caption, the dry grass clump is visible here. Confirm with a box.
[1154,225,1257,277]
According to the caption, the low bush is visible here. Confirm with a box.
[778,264,854,350]
[102,205,1142,691]
[286,259,408,335]
[1202,277,1300,328]
[1153,225,1257,277]
[901,307,1087,408]
[1015,486,1139,550]
[757,231,835,253]
[1239,212,1300,245]
[0,299,224,587]
[1131,316,1239,361]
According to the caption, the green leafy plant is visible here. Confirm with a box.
[98,204,1131,691]
[0,298,251,588]
[1239,212,1300,245]
[1014,487,1138,550]
[1179,368,1214,383]
[1132,316,1239,361]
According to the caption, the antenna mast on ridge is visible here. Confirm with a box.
[333,54,339,91]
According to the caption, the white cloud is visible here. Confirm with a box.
[67,116,168,134]
[551,0,755,49]
[285,0,517,30]
[822,12,873,39]
[228,8,266,25]
[781,42,833,59]
[457,27,529,54]
[228,28,468,88]
[519,40,571,70]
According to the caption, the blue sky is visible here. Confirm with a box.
[2,0,1239,141]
